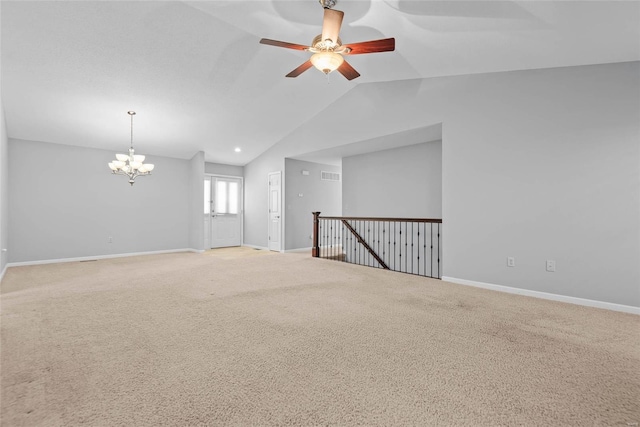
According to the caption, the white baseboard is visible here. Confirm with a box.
[6,248,202,268]
[441,276,639,315]
[285,247,312,254]
[242,244,269,251]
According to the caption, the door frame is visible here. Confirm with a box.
[205,173,244,248]
[268,171,284,252]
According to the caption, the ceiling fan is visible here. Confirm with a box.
[259,1,395,81]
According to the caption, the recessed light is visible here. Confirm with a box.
[234,147,241,153]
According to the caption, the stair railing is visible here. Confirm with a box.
[312,212,442,279]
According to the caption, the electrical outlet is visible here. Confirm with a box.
[108,236,113,243]
[507,257,515,267]
[546,260,556,272]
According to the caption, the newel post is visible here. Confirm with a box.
[312,212,321,257]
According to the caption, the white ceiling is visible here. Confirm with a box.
[2,1,639,165]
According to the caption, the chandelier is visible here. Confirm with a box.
[108,111,154,186]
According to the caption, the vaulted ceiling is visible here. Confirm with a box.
[2,1,639,165]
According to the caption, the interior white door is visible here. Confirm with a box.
[204,178,212,249]
[210,176,242,248]
[268,171,282,252]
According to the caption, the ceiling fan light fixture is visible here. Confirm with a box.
[310,51,344,74]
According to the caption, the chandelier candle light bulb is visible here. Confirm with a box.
[108,111,154,186]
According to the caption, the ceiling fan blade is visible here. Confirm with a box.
[337,60,360,81]
[286,60,314,78]
[321,9,344,44]
[344,38,395,55]
[259,38,309,51]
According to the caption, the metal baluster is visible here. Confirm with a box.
[360,220,363,266]
[365,221,368,267]
[324,219,331,259]
[404,222,408,273]
[356,220,359,265]
[329,220,332,259]
[333,219,340,259]
[437,223,441,278]
[333,219,336,260]
[422,224,424,276]
[411,222,414,275]
[340,221,343,262]
[346,221,349,263]
[430,222,434,278]
[417,222,421,276]
[361,220,365,266]
[321,219,324,259]
[336,219,339,261]
[325,220,328,259]
[377,221,380,268]
[367,221,371,267]
[329,219,332,260]
[382,222,386,269]
[348,221,351,264]
[393,221,396,271]
[398,221,402,272]
[354,221,358,265]
[325,219,328,259]
[342,221,344,262]
[359,220,362,266]
[319,221,323,259]
[361,220,364,266]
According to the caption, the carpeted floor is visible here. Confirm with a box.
[1,248,639,426]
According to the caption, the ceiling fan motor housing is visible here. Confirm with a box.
[319,0,337,9]
[312,34,342,51]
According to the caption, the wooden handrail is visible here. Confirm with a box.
[318,216,442,223]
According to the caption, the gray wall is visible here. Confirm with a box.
[342,141,442,218]
[243,62,639,307]
[284,159,341,250]
[189,152,205,251]
[0,105,8,274]
[205,162,243,177]
[8,139,192,262]
[243,149,283,249]
[441,64,639,307]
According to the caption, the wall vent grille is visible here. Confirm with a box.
[321,171,341,182]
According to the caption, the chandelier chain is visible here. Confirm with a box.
[128,111,135,149]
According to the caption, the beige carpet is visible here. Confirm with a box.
[1,248,639,426]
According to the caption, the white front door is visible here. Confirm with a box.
[204,178,212,249]
[268,171,282,252]
[206,176,242,249]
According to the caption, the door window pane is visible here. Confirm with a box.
[204,179,211,214]
[216,181,227,214]
[229,182,238,214]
